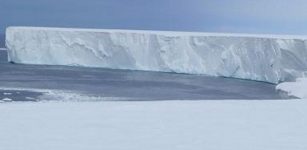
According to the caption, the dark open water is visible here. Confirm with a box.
[0,50,286,102]
[0,34,4,48]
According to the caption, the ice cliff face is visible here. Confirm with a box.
[6,27,307,83]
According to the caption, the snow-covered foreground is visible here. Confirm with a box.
[1,100,306,150]
[6,27,307,83]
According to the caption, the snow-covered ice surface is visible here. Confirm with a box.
[0,50,285,101]
[277,78,307,98]
[1,100,307,150]
[6,27,307,83]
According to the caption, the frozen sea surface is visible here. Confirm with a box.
[0,50,285,101]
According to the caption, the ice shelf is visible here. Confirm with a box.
[6,27,307,83]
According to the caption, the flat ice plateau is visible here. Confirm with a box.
[6,27,307,83]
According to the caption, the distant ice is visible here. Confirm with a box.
[0,88,42,102]
[1,97,12,101]
[3,92,12,95]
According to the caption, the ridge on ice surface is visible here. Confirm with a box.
[6,26,307,83]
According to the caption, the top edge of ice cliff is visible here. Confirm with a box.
[6,26,307,40]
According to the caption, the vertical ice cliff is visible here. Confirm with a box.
[6,27,307,83]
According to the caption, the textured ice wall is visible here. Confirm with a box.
[6,27,307,83]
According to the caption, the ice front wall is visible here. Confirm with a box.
[6,27,307,83]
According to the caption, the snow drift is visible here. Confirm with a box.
[6,27,307,83]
